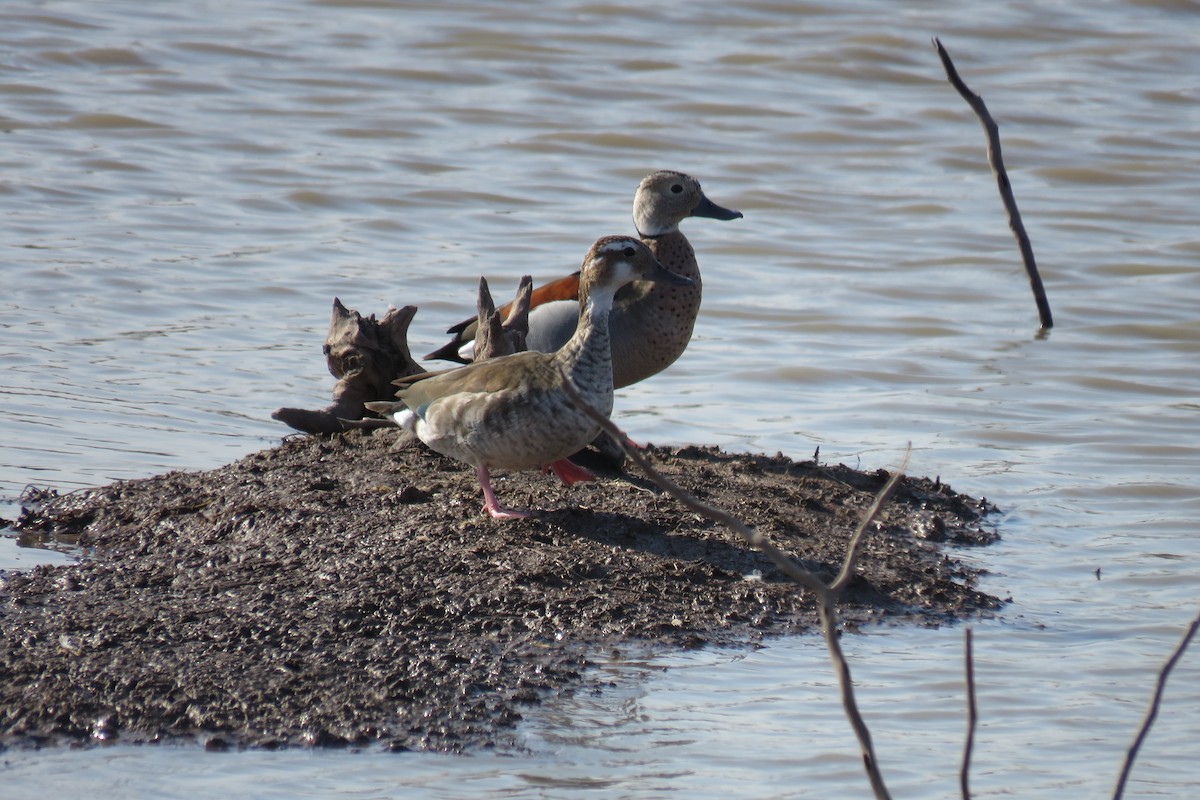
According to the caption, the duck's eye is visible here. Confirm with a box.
[623,246,636,257]
[670,184,683,194]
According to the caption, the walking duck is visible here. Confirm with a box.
[424,170,741,390]
[368,235,690,520]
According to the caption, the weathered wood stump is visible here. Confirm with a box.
[274,277,535,434]
[272,299,423,434]
[472,274,533,361]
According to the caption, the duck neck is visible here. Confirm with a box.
[556,287,615,385]
[619,230,699,307]
[635,218,678,239]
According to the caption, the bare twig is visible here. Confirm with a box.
[1112,609,1200,799]
[561,373,903,800]
[816,597,890,800]
[933,37,1053,331]
[961,627,977,800]
[830,465,907,595]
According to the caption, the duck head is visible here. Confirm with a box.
[632,170,743,238]
[578,234,692,313]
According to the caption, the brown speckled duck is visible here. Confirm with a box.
[368,236,690,519]
[425,170,741,390]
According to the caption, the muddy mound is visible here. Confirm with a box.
[1,431,1001,751]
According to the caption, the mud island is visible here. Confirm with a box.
[1,430,1001,751]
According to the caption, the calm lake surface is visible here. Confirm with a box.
[2,1,1199,797]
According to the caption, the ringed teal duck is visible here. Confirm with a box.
[424,170,741,390]
[369,235,690,520]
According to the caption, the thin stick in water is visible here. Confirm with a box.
[961,627,977,800]
[561,372,900,800]
[933,37,1053,331]
[1112,609,1200,799]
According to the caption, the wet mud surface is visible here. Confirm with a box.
[1,431,1002,752]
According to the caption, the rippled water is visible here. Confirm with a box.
[3,1,1199,797]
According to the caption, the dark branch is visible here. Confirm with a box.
[934,37,1053,331]
[561,372,899,800]
[1112,609,1200,799]
[961,627,977,799]
[830,464,906,595]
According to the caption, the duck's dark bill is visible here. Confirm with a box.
[691,195,743,221]
[645,266,694,286]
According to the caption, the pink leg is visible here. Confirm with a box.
[477,465,530,520]
[548,458,595,486]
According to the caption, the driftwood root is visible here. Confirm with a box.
[272,298,422,434]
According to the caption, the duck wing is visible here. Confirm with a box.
[398,351,556,418]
